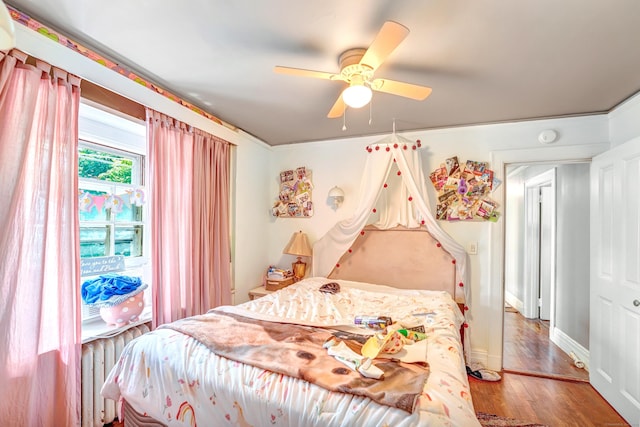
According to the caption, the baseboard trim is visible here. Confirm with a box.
[470,349,488,367]
[550,326,590,372]
[469,349,502,372]
[504,292,524,314]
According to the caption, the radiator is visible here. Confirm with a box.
[81,323,151,427]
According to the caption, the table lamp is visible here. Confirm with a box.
[283,230,312,281]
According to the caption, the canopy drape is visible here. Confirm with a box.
[312,133,470,358]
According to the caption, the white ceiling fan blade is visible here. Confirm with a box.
[371,78,432,100]
[327,95,346,118]
[274,66,343,81]
[359,21,410,72]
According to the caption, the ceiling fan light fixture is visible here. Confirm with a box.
[342,83,372,109]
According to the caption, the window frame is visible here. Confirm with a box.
[78,101,151,334]
[78,140,146,263]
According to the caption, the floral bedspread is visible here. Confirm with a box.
[101,277,481,427]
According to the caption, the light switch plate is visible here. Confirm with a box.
[468,241,478,255]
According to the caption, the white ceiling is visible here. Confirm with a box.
[8,0,640,146]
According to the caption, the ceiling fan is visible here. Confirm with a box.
[274,21,432,119]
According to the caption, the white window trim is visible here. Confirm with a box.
[79,101,151,341]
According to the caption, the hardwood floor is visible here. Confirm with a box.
[468,307,628,426]
[503,307,589,381]
[470,373,628,426]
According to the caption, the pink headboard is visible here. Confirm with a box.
[327,225,457,300]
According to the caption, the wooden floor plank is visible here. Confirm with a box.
[470,373,629,426]
[503,308,589,381]
[470,307,628,426]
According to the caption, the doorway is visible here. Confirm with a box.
[522,169,554,322]
[502,162,590,381]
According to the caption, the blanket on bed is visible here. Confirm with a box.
[159,310,430,413]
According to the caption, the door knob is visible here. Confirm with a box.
[634,300,640,307]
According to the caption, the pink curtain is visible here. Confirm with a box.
[0,51,81,426]
[147,109,231,328]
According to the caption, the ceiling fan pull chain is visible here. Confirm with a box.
[393,118,396,134]
[369,101,372,125]
[342,108,347,131]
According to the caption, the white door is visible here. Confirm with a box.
[539,186,553,321]
[590,136,640,425]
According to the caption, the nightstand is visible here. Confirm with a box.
[248,285,273,300]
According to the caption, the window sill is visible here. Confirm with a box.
[81,306,152,344]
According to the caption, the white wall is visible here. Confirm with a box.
[267,115,609,365]
[555,163,591,348]
[231,140,273,303]
[609,92,640,147]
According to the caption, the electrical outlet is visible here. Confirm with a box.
[468,241,478,255]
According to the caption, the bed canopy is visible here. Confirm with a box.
[312,133,471,355]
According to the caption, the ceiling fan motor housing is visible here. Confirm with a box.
[339,48,374,85]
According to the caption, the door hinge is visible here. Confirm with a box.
[538,297,543,307]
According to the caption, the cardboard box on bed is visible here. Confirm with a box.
[265,276,295,291]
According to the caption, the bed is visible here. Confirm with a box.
[102,226,480,427]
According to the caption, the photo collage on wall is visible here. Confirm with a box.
[429,156,501,222]
[272,166,314,217]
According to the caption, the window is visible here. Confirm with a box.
[78,144,144,259]
[78,102,150,332]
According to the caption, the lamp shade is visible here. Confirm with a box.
[0,1,15,51]
[283,231,312,257]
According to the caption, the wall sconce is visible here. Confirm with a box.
[0,1,16,51]
[328,186,345,209]
[282,230,313,281]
